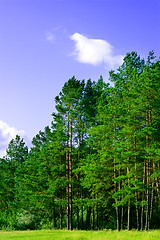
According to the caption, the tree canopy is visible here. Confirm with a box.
[0,51,160,231]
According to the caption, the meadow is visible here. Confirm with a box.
[0,230,160,240]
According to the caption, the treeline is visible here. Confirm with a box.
[0,51,160,231]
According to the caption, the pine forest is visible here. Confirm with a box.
[0,51,160,231]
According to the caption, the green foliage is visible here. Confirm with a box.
[1,52,160,231]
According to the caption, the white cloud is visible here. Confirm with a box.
[70,33,124,68]
[46,26,62,43]
[0,120,27,158]
[46,31,56,43]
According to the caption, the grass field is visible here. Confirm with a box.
[0,230,160,240]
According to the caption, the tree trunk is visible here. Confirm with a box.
[69,109,73,230]
[96,203,98,230]
[53,209,57,228]
[92,207,95,230]
[86,207,91,229]
[141,204,144,231]
[145,110,149,231]
[76,120,81,230]
[69,125,73,230]
[77,206,79,229]
[66,111,70,230]
[127,166,130,231]
[80,190,84,230]
[116,207,119,231]
[135,193,139,231]
[141,159,146,231]
[134,119,139,231]
[60,156,63,230]
[60,205,63,229]
[121,205,124,230]
[127,200,130,230]
[145,162,149,231]
[149,182,154,229]
[148,108,153,229]
[81,205,84,230]
[113,115,119,231]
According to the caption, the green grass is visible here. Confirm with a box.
[0,229,160,240]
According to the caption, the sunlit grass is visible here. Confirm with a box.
[0,229,160,240]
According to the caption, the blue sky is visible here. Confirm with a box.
[0,0,160,156]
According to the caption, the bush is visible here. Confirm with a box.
[0,210,17,230]
[16,210,40,230]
